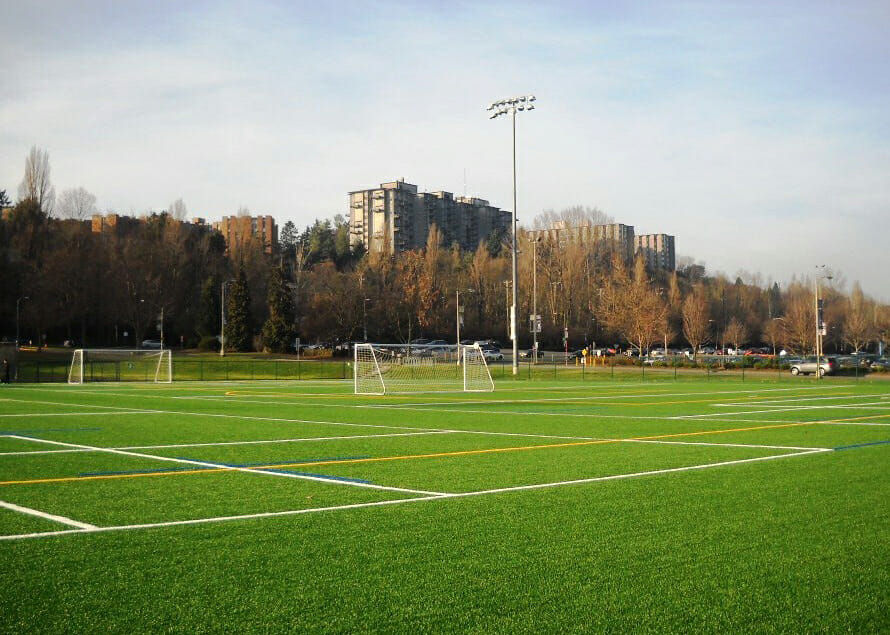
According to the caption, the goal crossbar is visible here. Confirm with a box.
[354,343,494,395]
[68,349,173,384]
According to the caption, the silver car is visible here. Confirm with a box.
[790,356,836,376]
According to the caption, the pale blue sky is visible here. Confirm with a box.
[2,1,888,298]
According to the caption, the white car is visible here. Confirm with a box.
[482,349,504,361]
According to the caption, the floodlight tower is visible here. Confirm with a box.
[488,95,536,376]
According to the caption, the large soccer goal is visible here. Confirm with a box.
[68,349,173,384]
[354,343,494,395]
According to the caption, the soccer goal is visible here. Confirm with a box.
[68,349,173,384]
[354,343,494,395]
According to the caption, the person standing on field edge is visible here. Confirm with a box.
[2,359,9,384]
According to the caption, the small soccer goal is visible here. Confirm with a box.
[354,343,494,395]
[68,349,173,384]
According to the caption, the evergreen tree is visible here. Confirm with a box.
[261,266,296,352]
[280,221,297,257]
[196,276,219,337]
[224,266,253,351]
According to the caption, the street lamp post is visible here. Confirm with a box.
[220,279,234,357]
[15,296,29,350]
[814,265,833,379]
[488,94,535,375]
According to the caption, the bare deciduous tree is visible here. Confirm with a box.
[169,198,188,221]
[682,285,710,358]
[17,146,55,215]
[763,318,786,355]
[843,282,874,353]
[723,317,748,353]
[57,187,97,220]
[783,284,815,354]
[532,205,613,230]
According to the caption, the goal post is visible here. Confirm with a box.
[68,349,173,384]
[354,343,494,394]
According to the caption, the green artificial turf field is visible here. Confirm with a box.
[1,376,888,632]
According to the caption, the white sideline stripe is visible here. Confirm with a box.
[0,411,157,418]
[0,447,828,541]
[2,435,444,497]
[729,394,888,405]
[0,398,451,433]
[0,499,97,529]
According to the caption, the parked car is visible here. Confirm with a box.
[141,339,162,349]
[482,349,504,362]
[520,348,544,359]
[790,356,837,376]
[869,358,889,370]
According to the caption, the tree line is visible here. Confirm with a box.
[2,147,888,355]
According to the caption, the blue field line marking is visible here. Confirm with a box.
[833,439,890,451]
[1,428,102,435]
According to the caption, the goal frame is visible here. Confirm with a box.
[354,343,494,395]
[68,349,173,385]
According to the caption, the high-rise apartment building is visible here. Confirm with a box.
[634,233,676,271]
[213,215,278,254]
[349,180,510,254]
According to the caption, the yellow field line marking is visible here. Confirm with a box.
[0,419,821,487]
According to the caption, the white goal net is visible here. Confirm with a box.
[354,343,494,395]
[68,349,173,384]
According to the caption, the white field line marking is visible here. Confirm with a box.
[820,421,890,427]
[712,401,890,410]
[24,384,845,408]
[0,411,158,418]
[727,394,889,405]
[621,439,829,451]
[0,447,829,542]
[0,429,829,457]
[449,449,832,498]
[0,398,454,433]
[0,499,97,529]
[3,435,444,497]
[0,431,459,457]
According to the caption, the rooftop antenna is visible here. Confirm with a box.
[463,167,467,198]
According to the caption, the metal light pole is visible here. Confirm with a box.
[15,296,29,349]
[530,236,541,363]
[363,298,370,341]
[220,279,234,357]
[456,289,474,362]
[488,95,535,375]
[160,306,165,350]
[814,265,833,379]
